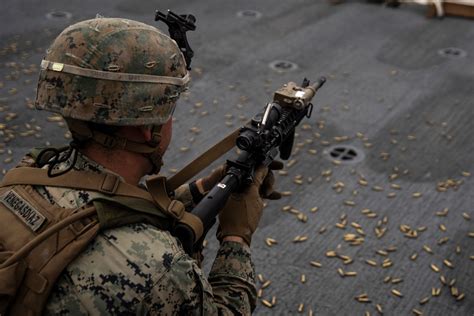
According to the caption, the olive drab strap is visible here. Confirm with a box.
[166,125,242,192]
[146,175,204,240]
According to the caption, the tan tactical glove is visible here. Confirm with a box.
[217,161,283,246]
[197,164,227,194]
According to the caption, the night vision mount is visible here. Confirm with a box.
[155,10,196,70]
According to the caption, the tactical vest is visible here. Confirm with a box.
[0,159,204,315]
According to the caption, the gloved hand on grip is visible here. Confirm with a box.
[197,165,227,194]
[198,160,283,198]
[217,160,284,246]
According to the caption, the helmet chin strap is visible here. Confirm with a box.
[144,125,164,174]
[66,119,164,174]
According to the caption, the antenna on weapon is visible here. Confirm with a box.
[155,10,196,70]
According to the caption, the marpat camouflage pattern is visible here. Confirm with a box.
[15,151,256,315]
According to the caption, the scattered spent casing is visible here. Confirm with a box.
[382,261,393,268]
[261,299,273,308]
[412,309,423,316]
[423,245,433,254]
[450,287,459,297]
[293,235,308,243]
[431,288,441,296]
[436,208,449,216]
[310,261,322,268]
[344,200,356,206]
[391,289,403,297]
[419,297,429,305]
[438,237,449,245]
[443,259,454,268]
[298,303,304,313]
[386,246,397,252]
[261,280,271,289]
[440,275,447,285]
[410,253,418,261]
[366,259,377,266]
[335,223,346,229]
[430,264,440,273]
[343,258,354,265]
[456,293,465,301]
[300,274,306,283]
[376,304,383,314]
[412,192,422,198]
[361,208,371,214]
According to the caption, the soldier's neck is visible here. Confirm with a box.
[80,143,151,185]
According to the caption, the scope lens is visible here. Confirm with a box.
[236,136,252,151]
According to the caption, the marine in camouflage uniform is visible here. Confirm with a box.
[11,17,273,315]
[14,151,255,315]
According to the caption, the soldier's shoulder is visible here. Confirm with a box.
[46,223,191,314]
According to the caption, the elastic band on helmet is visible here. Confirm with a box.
[40,60,190,86]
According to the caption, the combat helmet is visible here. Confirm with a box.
[35,17,190,173]
[36,17,189,126]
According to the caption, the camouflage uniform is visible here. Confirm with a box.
[23,17,257,315]
[13,152,257,315]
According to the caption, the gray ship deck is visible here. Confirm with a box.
[1,1,473,315]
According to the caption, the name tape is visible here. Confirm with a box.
[1,190,46,232]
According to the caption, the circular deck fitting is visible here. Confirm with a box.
[46,11,72,20]
[269,60,299,72]
[236,10,262,19]
[323,145,365,165]
[438,47,467,59]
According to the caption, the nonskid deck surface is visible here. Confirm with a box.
[0,1,473,315]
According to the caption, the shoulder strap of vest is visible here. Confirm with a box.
[1,167,154,202]
[146,175,204,240]
[1,167,204,242]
